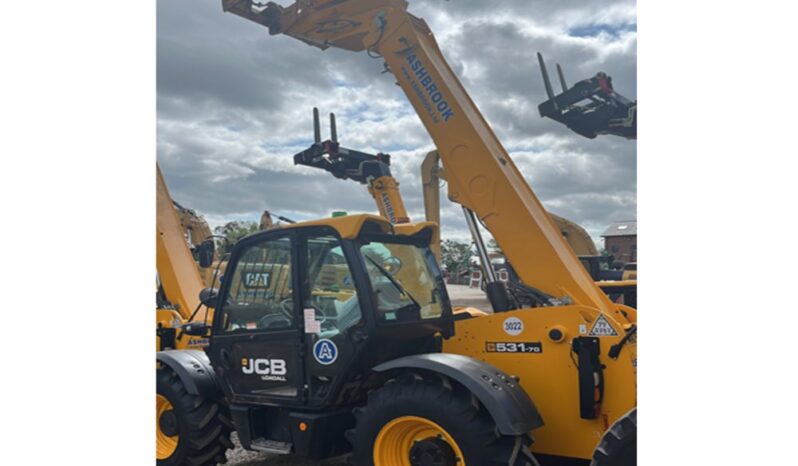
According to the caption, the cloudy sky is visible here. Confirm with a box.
[157,0,636,247]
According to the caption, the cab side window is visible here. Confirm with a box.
[305,235,362,336]
[222,236,294,332]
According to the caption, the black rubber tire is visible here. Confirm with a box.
[156,366,234,466]
[348,372,539,466]
[590,408,636,466]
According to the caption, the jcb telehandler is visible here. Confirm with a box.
[157,214,542,465]
[216,1,637,465]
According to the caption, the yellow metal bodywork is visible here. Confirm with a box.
[173,192,224,288]
[548,213,599,256]
[421,150,600,257]
[221,1,636,460]
[175,205,214,253]
[157,165,203,320]
[282,213,382,239]
[373,416,465,466]
[156,164,215,351]
[283,212,437,241]
[445,306,636,459]
[369,175,411,224]
[420,151,444,262]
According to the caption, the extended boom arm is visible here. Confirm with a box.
[222,0,615,312]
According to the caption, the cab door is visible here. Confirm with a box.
[208,230,305,405]
[299,229,370,407]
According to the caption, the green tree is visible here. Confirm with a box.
[440,239,473,277]
[214,220,259,254]
[487,237,502,255]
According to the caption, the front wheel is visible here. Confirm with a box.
[349,372,539,466]
[156,366,233,465]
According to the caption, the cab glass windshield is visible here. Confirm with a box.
[359,238,445,322]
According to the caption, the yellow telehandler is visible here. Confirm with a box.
[219,1,637,464]
[154,2,636,465]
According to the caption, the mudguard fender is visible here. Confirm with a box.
[156,349,221,398]
[374,353,544,435]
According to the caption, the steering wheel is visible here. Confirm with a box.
[279,298,295,319]
[308,303,328,324]
[257,312,292,329]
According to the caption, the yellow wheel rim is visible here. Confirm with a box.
[156,394,179,460]
[373,416,465,466]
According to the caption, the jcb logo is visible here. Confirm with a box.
[241,358,287,376]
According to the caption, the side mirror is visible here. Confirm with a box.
[182,322,210,337]
[199,287,219,306]
[198,240,215,268]
[383,256,402,275]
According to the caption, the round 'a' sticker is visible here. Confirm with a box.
[313,338,338,365]
[503,317,524,336]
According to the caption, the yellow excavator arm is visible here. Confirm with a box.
[173,202,214,252]
[222,0,614,312]
[156,164,204,320]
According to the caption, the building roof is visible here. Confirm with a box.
[601,221,637,237]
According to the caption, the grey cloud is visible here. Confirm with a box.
[157,0,636,247]
[411,0,636,29]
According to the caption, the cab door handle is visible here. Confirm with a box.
[351,328,368,342]
[219,348,232,369]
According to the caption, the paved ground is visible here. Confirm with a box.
[226,284,490,465]
[446,283,491,310]
[227,434,348,465]
[226,435,584,466]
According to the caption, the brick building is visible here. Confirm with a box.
[602,221,637,264]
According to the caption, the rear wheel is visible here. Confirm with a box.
[591,408,636,466]
[156,366,233,465]
[349,372,539,466]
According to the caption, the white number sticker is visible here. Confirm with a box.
[503,317,524,336]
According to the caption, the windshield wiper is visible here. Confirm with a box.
[365,255,421,310]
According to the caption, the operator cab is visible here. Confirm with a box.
[207,214,453,410]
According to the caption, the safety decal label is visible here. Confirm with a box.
[304,308,320,334]
[588,315,618,337]
[503,317,524,336]
[313,339,338,365]
[380,192,398,224]
[397,50,455,124]
[188,338,209,347]
[485,342,542,354]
